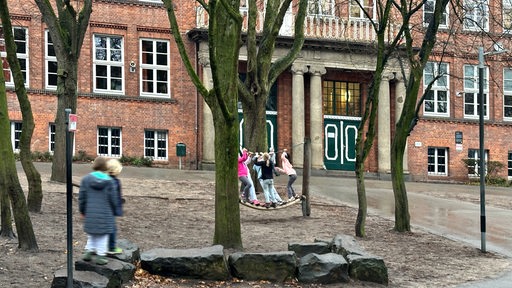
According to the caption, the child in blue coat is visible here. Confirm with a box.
[79,157,118,265]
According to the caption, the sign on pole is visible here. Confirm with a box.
[68,114,78,132]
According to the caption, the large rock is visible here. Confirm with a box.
[228,251,296,282]
[347,254,388,285]
[75,257,136,288]
[108,239,140,264]
[297,253,349,284]
[288,242,331,258]
[331,234,365,257]
[51,269,109,288]
[140,245,229,280]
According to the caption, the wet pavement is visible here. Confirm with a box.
[33,162,512,286]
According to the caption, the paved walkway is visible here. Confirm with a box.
[33,162,512,286]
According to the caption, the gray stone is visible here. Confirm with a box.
[140,245,229,280]
[298,253,349,284]
[75,257,136,288]
[51,269,109,288]
[228,251,296,282]
[108,239,140,264]
[288,242,331,258]
[332,234,365,257]
[347,254,389,285]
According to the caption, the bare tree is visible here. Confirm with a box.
[34,0,92,183]
[391,0,451,232]
[354,0,405,237]
[1,0,43,213]
[162,0,244,249]
[0,0,38,249]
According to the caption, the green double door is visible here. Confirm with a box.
[324,116,359,171]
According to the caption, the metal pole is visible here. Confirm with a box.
[301,138,311,217]
[65,108,74,286]
[478,47,486,253]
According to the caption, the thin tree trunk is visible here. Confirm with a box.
[0,0,43,212]
[0,58,15,239]
[0,60,37,249]
[391,133,410,231]
[354,166,367,237]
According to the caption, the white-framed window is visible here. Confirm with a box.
[45,31,57,89]
[423,0,449,27]
[10,121,22,152]
[308,0,335,17]
[463,64,488,119]
[93,35,124,94]
[423,62,449,116]
[508,151,512,179]
[463,0,489,31]
[144,130,168,160]
[504,0,512,32]
[467,148,488,176]
[49,123,56,153]
[504,68,512,120]
[97,127,122,157]
[349,0,374,19]
[428,147,448,176]
[0,26,29,86]
[140,39,170,97]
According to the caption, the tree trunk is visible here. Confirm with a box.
[0,59,37,250]
[51,62,78,182]
[0,184,14,239]
[33,0,91,183]
[5,168,39,251]
[354,165,367,237]
[354,73,382,237]
[0,59,15,239]
[242,97,268,153]
[390,132,410,232]
[0,0,43,212]
[212,113,242,249]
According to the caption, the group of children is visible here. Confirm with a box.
[238,147,299,208]
[78,156,123,265]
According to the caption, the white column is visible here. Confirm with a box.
[199,51,215,165]
[378,75,391,174]
[291,63,308,168]
[395,76,408,172]
[309,65,326,169]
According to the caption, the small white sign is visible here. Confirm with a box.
[456,143,463,152]
[414,142,422,147]
[68,114,77,132]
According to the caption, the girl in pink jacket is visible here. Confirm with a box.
[238,148,260,205]
[275,149,298,201]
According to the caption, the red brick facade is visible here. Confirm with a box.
[5,0,512,181]
[6,0,201,169]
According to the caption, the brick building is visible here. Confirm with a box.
[4,0,512,182]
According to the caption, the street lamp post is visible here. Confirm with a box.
[478,47,486,253]
[477,44,508,253]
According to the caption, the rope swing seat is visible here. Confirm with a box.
[239,195,305,210]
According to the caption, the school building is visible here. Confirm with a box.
[4,0,512,182]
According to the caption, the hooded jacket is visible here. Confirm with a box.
[238,150,250,177]
[79,171,117,235]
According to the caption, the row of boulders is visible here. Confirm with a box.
[51,234,388,287]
